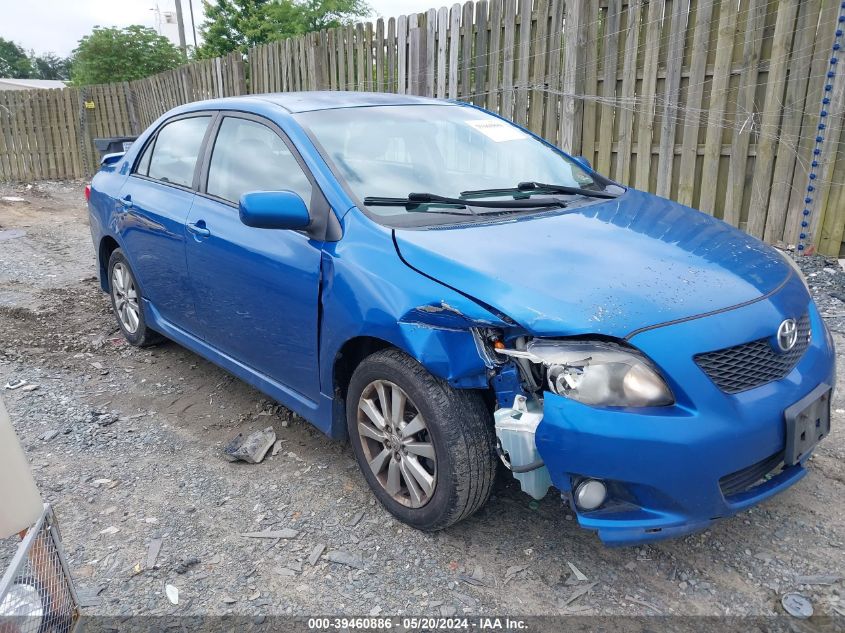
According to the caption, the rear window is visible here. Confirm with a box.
[144,116,211,188]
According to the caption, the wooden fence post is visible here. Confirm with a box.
[655,0,690,199]
[124,83,140,136]
[77,88,94,176]
[559,0,587,154]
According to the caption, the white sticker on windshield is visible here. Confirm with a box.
[466,119,528,142]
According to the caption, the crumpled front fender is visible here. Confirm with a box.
[319,212,513,396]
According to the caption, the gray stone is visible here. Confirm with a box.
[324,550,365,570]
[223,427,276,464]
[308,543,326,566]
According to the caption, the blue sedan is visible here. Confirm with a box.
[87,92,835,546]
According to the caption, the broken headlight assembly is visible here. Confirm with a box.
[496,339,674,407]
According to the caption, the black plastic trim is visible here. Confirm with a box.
[128,111,218,194]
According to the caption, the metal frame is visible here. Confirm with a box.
[0,503,80,626]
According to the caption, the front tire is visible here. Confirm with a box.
[107,249,162,347]
[346,348,496,531]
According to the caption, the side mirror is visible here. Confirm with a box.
[573,155,592,171]
[239,191,310,230]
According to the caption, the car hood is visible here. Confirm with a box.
[393,190,792,338]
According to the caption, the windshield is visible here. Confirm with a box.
[296,104,604,219]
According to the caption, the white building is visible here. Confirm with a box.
[0,78,67,91]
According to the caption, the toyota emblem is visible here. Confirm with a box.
[777,318,798,352]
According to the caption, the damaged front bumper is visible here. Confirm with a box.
[523,302,836,547]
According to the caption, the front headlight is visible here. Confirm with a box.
[497,340,674,407]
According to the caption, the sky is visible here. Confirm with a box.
[0,0,445,57]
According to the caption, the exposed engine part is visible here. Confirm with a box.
[491,364,527,409]
[494,442,545,473]
[513,336,541,392]
[470,327,505,368]
[493,395,551,500]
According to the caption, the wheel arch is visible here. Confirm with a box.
[333,336,394,398]
[327,330,501,441]
[330,335,394,440]
[98,235,121,292]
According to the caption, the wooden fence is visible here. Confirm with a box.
[0,53,246,180]
[0,1,842,255]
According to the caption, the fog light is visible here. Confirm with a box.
[574,479,607,510]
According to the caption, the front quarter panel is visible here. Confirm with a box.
[319,210,512,401]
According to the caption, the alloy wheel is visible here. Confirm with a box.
[356,379,437,508]
[111,262,140,334]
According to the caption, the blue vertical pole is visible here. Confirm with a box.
[798,2,845,254]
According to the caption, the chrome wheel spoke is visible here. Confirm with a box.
[403,441,435,459]
[385,459,401,496]
[368,447,391,476]
[360,398,386,430]
[390,384,406,425]
[127,305,139,330]
[358,421,386,442]
[113,266,125,294]
[402,454,434,497]
[374,382,390,421]
[399,459,424,506]
[400,414,425,439]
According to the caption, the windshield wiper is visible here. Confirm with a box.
[461,181,621,200]
[363,192,567,210]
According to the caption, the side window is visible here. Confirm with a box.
[145,116,211,187]
[135,139,154,176]
[207,117,313,205]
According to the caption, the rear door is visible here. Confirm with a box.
[185,113,323,401]
[118,113,213,332]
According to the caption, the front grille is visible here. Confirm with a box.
[694,313,810,394]
[719,451,784,498]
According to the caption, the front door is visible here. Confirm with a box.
[185,114,323,401]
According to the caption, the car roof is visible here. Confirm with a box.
[182,91,460,115]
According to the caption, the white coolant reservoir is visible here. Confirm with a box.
[494,395,552,500]
[0,396,43,538]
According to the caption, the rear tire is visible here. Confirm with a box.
[107,249,162,347]
[346,348,496,531]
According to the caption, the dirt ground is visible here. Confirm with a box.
[1,181,844,619]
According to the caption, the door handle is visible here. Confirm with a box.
[187,221,211,238]
[119,195,133,209]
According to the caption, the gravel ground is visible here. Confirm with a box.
[0,181,844,619]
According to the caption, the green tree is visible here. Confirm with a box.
[0,38,34,78]
[71,26,185,85]
[31,53,71,80]
[296,0,371,32]
[196,0,370,58]
[196,0,276,58]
